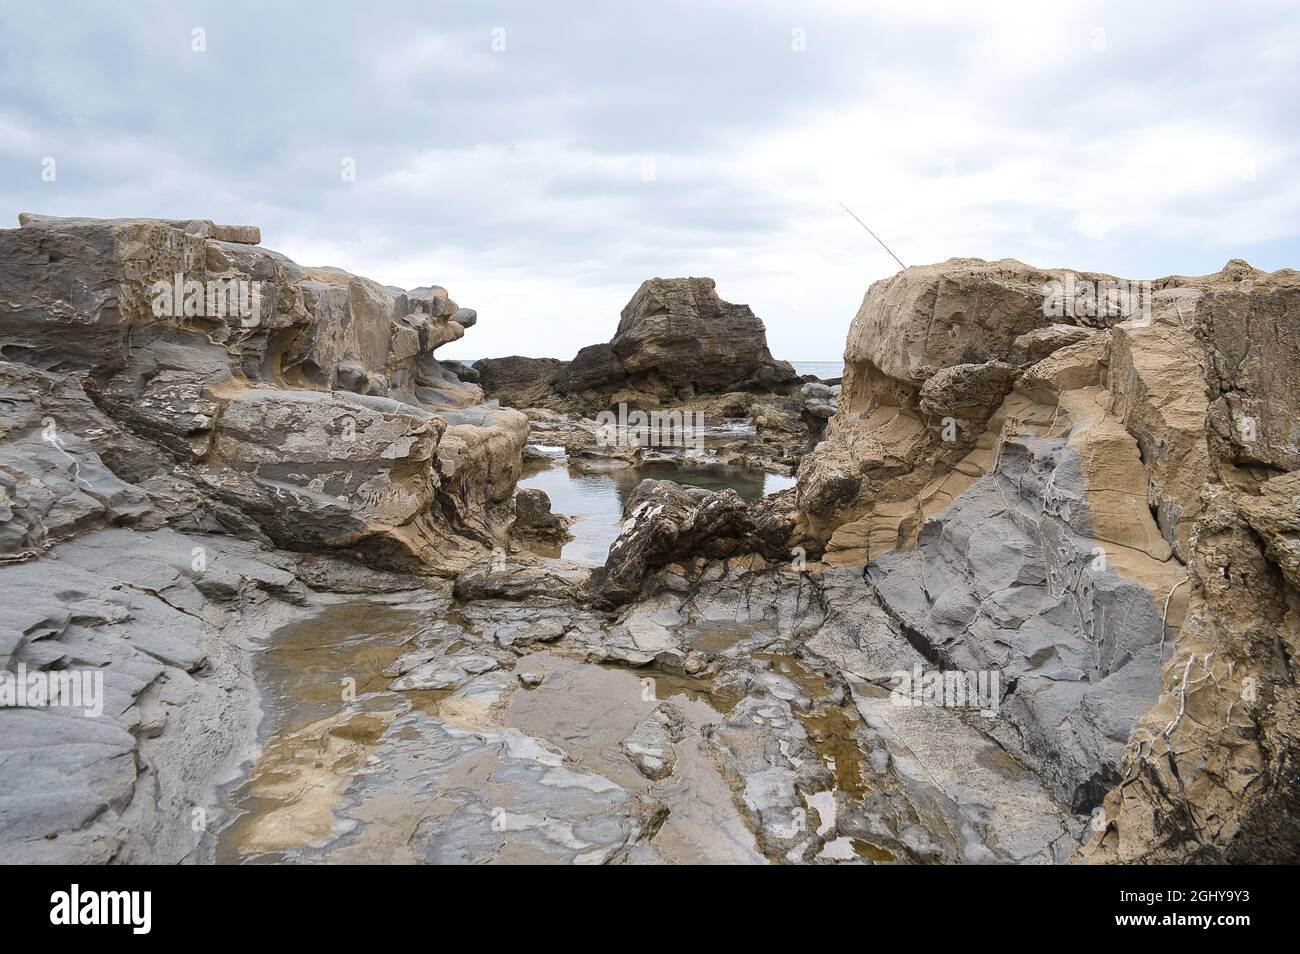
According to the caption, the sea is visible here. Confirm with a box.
[790,360,843,380]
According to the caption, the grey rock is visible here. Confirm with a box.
[586,480,756,608]
[558,278,798,401]
[620,702,688,780]
[511,487,571,546]
[475,355,567,408]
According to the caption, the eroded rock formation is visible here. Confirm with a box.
[3,216,1294,865]
[0,213,527,861]
[697,256,1296,862]
[589,256,1297,863]
[0,213,527,571]
[478,277,799,413]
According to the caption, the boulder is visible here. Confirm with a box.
[585,479,756,607]
[510,487,571,546]
[441,359,480,384]
[453,556,591,603]
[476,355,567,407]
[1012,323,1099,363]
[917,361,1018,424]
[559,278,797,402]
[621,703,688,780]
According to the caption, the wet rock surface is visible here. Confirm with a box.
[0,214,523,862]
[622,703,687,779]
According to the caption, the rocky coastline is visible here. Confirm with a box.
[1,215,1294,864]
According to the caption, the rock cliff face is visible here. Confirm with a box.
[786,257,1298,861]
[0,213,527,571]
[474,355,568,409]
[0,214,527,861]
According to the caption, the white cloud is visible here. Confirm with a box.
[1,0,1296,362]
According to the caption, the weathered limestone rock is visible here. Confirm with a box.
[1106,293,1211,559]
[841,258,1100,387]
[0,214,537,863]
[476,355,567,407]
[621,702,688,779]
[454,555,591,603]
[195,389,452,571]
[433,404,529,549]
[0,214,528,573]
[558,277,797,404]
[1016,334,1109,403]
[585,479,757,607]
[1012,323,1099,363]
[1082,487,1299,863]
[1238,471,1300,591]
[510,487,572,548]
[0,525,308,863]
[789,256,1298,863]
[1,213,488,416]
[1192,261,1300,478]
[865,424,1187,809]
[917,360,1019,426]
[707,688,835,863]
[0,363,154,560]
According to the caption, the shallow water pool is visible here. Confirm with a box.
[518,459,795,564]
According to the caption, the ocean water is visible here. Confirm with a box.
[790,360,843,380]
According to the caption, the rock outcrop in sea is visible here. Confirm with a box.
[477,277,799,412]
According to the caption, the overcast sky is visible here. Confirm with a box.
[3,1,1297,362]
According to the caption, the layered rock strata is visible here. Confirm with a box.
[0,214,527,861]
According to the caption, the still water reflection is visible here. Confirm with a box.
[518,460,795,564]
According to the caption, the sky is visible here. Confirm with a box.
[2,1,1297,362]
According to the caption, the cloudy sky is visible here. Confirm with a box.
[2,1,1297,362]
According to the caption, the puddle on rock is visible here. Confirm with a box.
[215,600,769,864]
[505,652,766,864]
[214,600,430,863]
[757,651,897,863]
[683,619,778,656]
[518,459,795,564]
[250,600,427,731]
